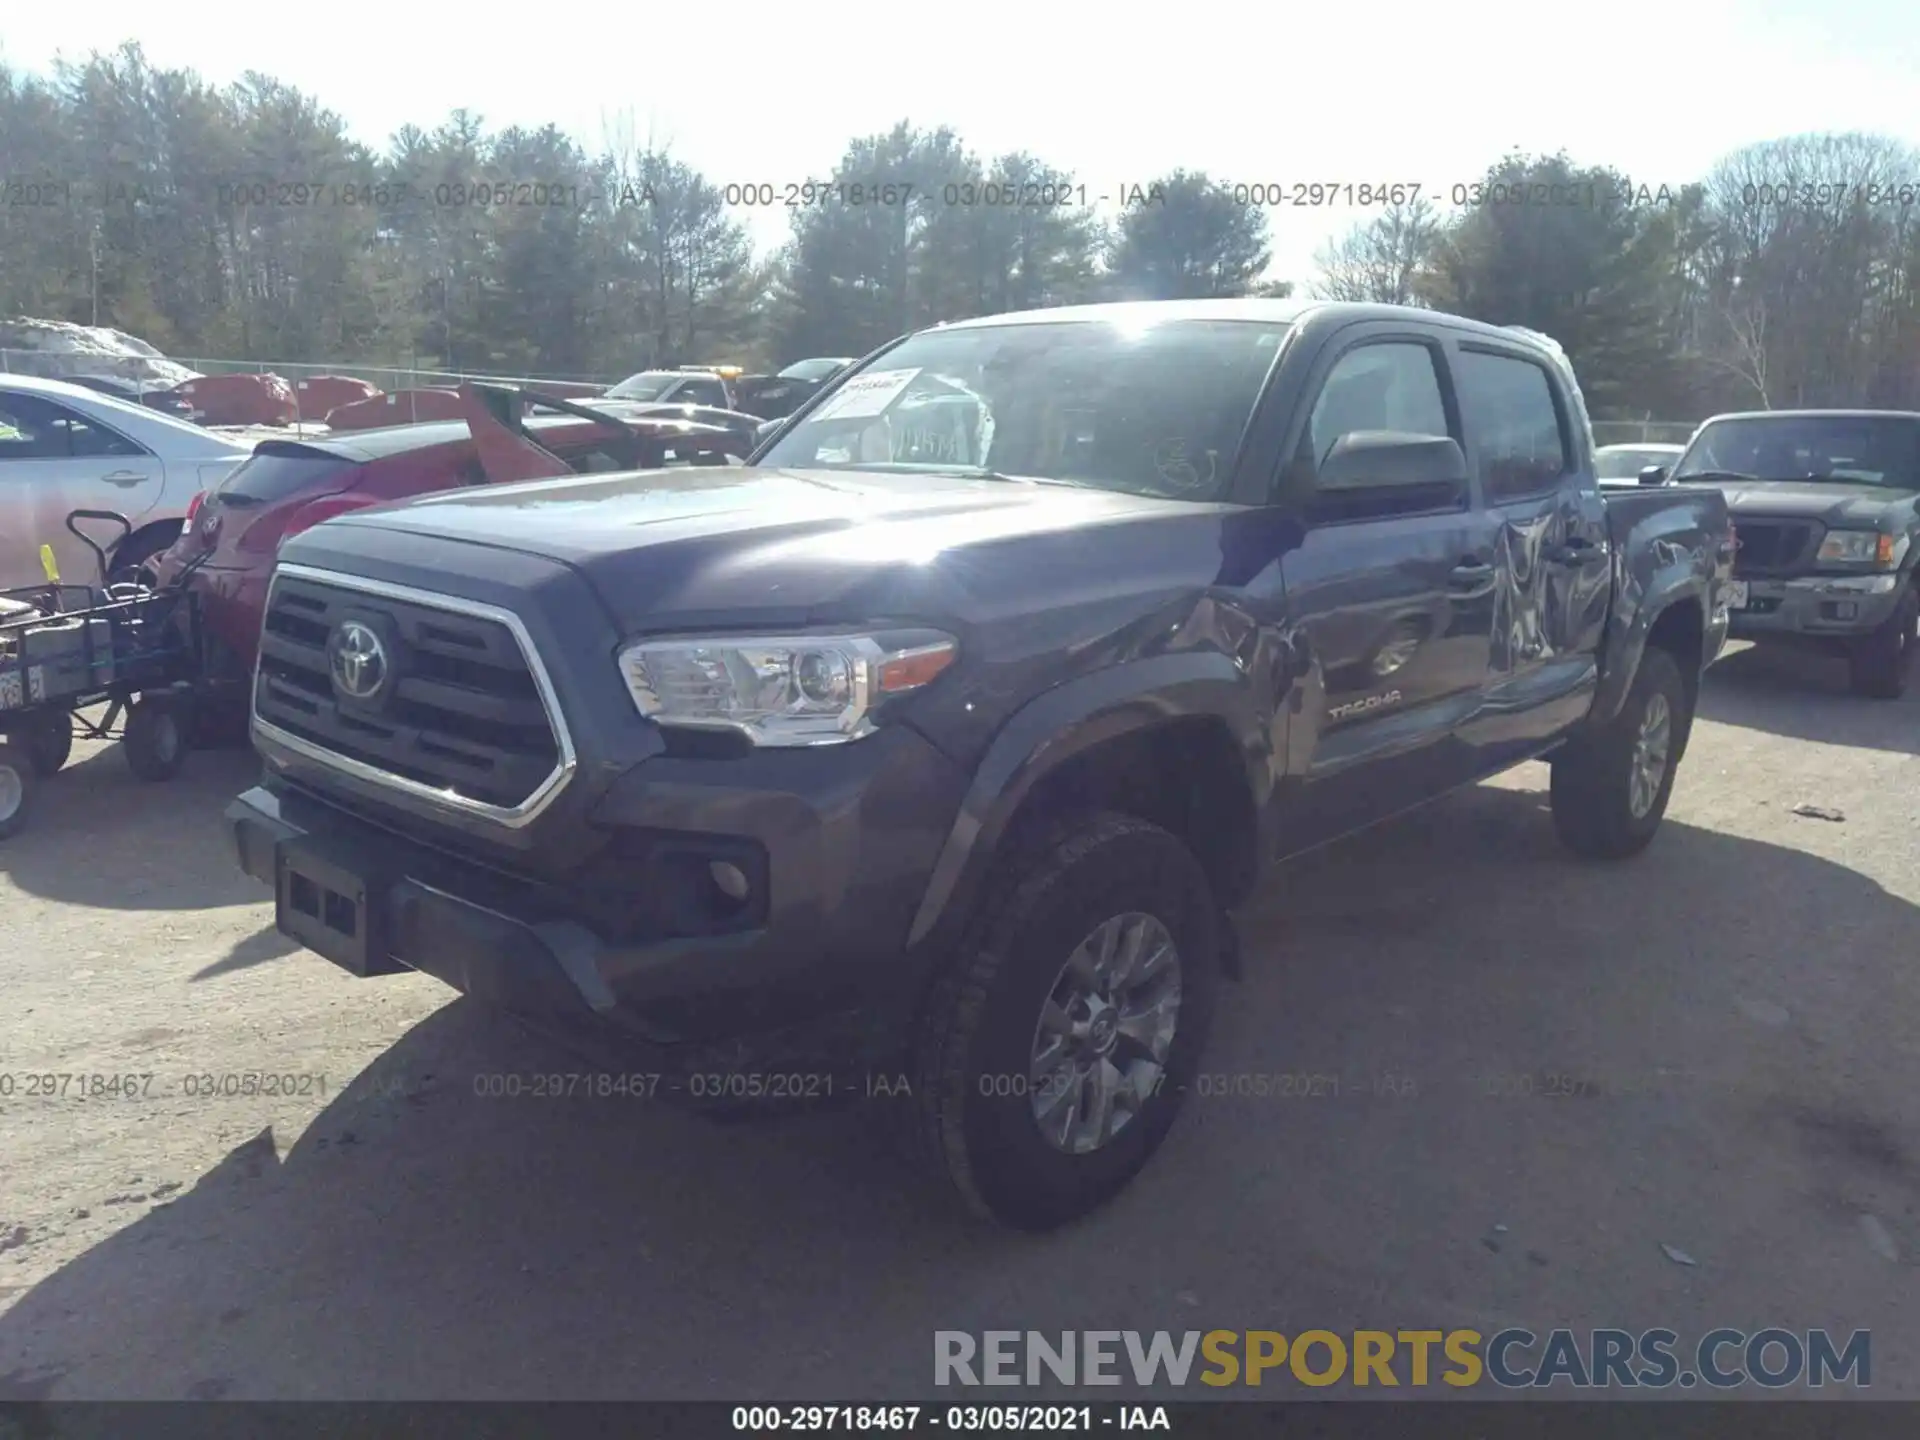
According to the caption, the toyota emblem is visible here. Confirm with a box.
[329,620,388,701]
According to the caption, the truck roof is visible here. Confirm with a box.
[937,298,1555,348]
[1698,409,1920,423]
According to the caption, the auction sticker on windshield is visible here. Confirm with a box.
[810,368,922,422]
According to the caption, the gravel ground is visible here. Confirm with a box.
[1,641,1916,1402]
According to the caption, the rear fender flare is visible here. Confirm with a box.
[905,652,1269,951]
[1590,555,1712,728]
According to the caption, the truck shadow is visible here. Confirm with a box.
[1699,643,1920,755]
[2,781,1915,1400]
[0,742,261,909]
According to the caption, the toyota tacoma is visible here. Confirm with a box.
[226,300,1733,1230]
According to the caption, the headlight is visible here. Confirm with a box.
[618,630,957,746]
[1816,530,1901,567]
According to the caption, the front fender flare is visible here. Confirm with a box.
[905,652,1270,950]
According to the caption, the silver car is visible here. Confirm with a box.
[1595,442,1685,488]
[0,374,254,590]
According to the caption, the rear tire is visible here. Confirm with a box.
[107,526,181,589]
[0,739,37,840]
[124,697,188,781]
[24,711,73,776]
[1551,646,1689,860]
[1848,588,1917,700]
[904,811,1220,1231]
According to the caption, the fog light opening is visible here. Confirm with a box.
[707,860,752,911]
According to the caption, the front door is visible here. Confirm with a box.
[1273,328,1501,852]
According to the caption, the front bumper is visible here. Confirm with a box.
[228,719,968,1087]
[1728,574,1907,641]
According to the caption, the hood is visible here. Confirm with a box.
[1695,479,1920,526]
[316,465,1235,630]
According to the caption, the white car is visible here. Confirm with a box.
[0,374,254,591]
[1595,442,1685,487]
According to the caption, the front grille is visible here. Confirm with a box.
[254,570,564,814]
[1732,520,1820,577]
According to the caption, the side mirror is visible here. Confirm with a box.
[1313,431,1469,514]
[1638,465,1669,486]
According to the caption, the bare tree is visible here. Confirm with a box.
[1707,286,1771,407]
[1698,133,1920,407]
[1311,196,1440,304]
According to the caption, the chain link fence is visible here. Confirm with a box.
[1592,420,1698,447]
[0,348,615,393]
[5,345,1709,448]
[167,357,619,393]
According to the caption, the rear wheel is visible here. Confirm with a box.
[23,711,73,776]
[124,696,188,781]
[107,526,181,589]
[0,739,37,840]
[1848,588,1917,700]
[905,811,1220,1231]
[1551,646,1690,860]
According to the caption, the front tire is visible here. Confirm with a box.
[1551,646,1690,860]
[1848,588,1916,700]
[0,739,37,840]
[907,811,1220,1231]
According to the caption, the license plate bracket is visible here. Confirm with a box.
[276,842,400,977]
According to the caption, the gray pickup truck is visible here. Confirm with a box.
[1656,409,1920,697]
[225,299,1735,1229]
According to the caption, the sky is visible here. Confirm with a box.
[6,0,1920,287]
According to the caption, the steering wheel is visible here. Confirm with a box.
[1142,436,1218,496]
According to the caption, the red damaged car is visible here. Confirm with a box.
[152,383,744,733]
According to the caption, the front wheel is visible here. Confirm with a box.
[1848,588,1917,700]
[0,739,37,840]
[1551,646,1690,860]
[124,696,189,781]
[906,811,1220,1231]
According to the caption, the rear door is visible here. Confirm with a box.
[1450,342,1610,756]
[1274,322,1502,847]
[0,390,161,587]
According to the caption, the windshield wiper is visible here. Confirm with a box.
[840,462,1093,488]
[1673,469,1758,484]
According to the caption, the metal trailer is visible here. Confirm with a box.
[0,510,209,840]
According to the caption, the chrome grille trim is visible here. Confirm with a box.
[250,562,577,828]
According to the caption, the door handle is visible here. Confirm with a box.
[100,470,147,486]
[1542,536,1605,566]
[1449,558,1496,590]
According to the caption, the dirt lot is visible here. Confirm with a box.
[1,641,1916,1401]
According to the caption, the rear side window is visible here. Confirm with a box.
[1455,349,1571,500]
[676,378,729,408]
[219,450,357,504]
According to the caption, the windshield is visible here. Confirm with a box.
[1595,446,1678,479]
[1673,415,1920,487]
[758,318,1290,499]
[605,372,680,401]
